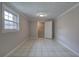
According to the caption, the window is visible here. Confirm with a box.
[4,10,19,30]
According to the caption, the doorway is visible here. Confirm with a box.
[37,21,45,38]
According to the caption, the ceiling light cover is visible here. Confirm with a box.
[36,12,47,17]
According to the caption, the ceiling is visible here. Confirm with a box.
[6,2,78,19]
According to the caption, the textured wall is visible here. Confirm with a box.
[0,2,2,31]
[29,20,37,39]
[55,4,79,55]
[0,3,30,56]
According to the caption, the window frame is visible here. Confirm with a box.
[4,10,18,29]
[2,4,19,33]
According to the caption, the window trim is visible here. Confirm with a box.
[2,4,19,33]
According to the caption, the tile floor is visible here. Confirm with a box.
[8,38,78,57]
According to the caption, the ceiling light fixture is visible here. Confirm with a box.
[36,12,47,17]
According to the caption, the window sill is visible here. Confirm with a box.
[2,29,19,33]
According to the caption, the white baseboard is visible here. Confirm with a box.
[56,39,79,57]
[4,38,27,57]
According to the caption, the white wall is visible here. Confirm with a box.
[0,3,30,56]
[29,20,37,39]
[0,2,2,31]
[55,4,79,55]
[44,21,52,39]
